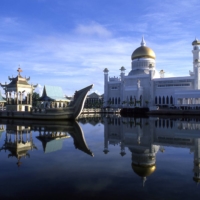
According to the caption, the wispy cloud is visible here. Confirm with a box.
[75,22,112,38]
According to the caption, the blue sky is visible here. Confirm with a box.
[0,0,200,96]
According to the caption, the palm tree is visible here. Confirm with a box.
[122,101,127,106]
[136,100,141,107]
[145,100,149,107]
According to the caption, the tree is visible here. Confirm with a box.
[32,92,40,107]
[122,101,127,106]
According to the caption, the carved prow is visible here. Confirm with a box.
[71,84,93,119]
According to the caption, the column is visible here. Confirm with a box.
[27,93,29,104]
[30,93,32,105]
[16,92,19,104]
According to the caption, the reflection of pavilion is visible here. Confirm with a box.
[36,128,70,153]
[32,121,94,156]
[103,116,200,186]
[0,125,5,139]
[0,125,37,167]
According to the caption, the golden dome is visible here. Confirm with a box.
[131,46,156,60]
[132,163,156,177]
[192,39,200,46]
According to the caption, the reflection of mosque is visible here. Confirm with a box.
[78,114,104,126]
[0,124,37,167]
[103,116,200,186]
[0,120,93,167]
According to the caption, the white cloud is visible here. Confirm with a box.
[34,84,43,96]
[75,22,112,38]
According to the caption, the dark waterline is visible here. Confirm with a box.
[0,116,200,200]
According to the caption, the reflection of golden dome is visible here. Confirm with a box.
[192,39,200,46]
[132,163,156,177]
[131,46,156,60]
[193,177,200,183]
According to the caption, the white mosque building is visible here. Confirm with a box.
[103,37,200,109]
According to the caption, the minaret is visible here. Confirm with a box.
[193,138,200,184]
[103,117,109,154]
[192,38,200,89]
[120,66,126,81]
[120,66,125,106]
[192,38,200,61]
[103,68,109,107]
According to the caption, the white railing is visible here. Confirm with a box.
[82,108,120,113]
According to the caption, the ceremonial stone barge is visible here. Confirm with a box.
[0,68,93,120]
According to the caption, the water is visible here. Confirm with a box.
[0,115,200,200]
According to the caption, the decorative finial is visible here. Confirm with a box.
[120,66,126,71]
[17,67,22,76]
[142,177,147,187]
[103,68,109,73]
[141,35,146,46]
[159,70,165,78]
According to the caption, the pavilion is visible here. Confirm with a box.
[0,68,37,111]
[38,85,70,108]
[0,91,6,111]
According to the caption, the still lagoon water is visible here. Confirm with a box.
[0,115,200,200]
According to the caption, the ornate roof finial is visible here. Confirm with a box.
[141,35,146,46]
[17,67,22,76]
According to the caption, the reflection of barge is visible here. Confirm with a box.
[0,119,93,166]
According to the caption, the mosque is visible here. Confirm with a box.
[103,37,200,109]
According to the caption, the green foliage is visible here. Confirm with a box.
[32,92,40,107]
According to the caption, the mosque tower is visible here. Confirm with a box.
[103,68,109,107]
[192,39,200,89]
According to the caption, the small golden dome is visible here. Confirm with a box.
[131,46,156,60]
[192,39,200,46]
[132,163,156,177]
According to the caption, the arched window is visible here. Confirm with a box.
[159,120,161,127]
[155,120,158,127]
[112,98,114,104]
[166,120,169,128]
[162,96,165,104]
[118,97,120,104]
[155,96,157,104]
[140,95,142,106]
[159,96,161,104]
[170,96,173,104]
[115,98,117,104]
[163,120,165,128]
[166,96,169,104]
[170,120,173,128]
